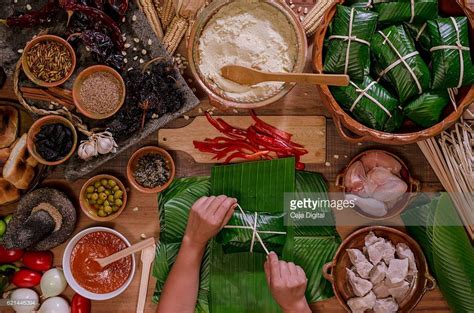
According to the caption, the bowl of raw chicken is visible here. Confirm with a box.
[336,150,419,220]
[323,226,436,313]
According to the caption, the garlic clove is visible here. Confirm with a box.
[78,140,98,161]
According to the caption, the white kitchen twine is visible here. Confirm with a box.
[448,88,459,112]
[430,17,470,89]
[378,30,423,94]
[223,204,286,255]
[328,8,371,75]
[415,23,427,42]
[409,0,415,23]
[349,81,392,117]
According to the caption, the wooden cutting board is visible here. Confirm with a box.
[158,116,326,163]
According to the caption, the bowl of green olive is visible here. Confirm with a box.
[79,174,127,221]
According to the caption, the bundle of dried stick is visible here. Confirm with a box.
[20,86,75,111]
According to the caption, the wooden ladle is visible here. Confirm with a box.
[94,237,155,268]
[221,65,350,86]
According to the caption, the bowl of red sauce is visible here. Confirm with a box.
[62,227,135,300]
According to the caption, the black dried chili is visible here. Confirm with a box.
[4,0,58,27]
[107,0,129,16]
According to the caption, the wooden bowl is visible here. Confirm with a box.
[126,146,175,194]
[72,65,126,120]
[21,35,76,87]
[312,0,474,145]
[79,174,128,222]
[335,150,420,220]
[188,0,307,109]
[323,226,436,312]
[27,115,78,166]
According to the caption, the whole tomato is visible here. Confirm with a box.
[22,251,53,272]
[72,294,91,313]
[12,269,42,287]
[0,245,24,263]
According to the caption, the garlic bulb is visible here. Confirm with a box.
[96,131,118,155]
[78,140,98,161]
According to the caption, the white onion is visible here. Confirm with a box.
[9,288,39,313]
[38,297,70,313]
[40,268,67,299]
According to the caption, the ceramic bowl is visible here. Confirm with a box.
[126,146,175,193]
[26,115,78,166]
[79,174,128,221]
[72,65,126,120]
[323,226,436,312]
[21,34,76,87]
[62,227,136,301]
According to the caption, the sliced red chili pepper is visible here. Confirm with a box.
[249,110,292,140]
[224,150,270,163]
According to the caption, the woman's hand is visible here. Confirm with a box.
[264,252,311,313]
[183,195,237,248]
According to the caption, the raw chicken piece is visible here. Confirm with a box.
[347,268,373,297]
[388,281,410,303]
[367,241,387,265]
[347,291,376,313]
[367,167,408,203]
[345,161,367,194]
[382,241,396,264]
[370,262,387,285]
[374,297,399,313]
[345,194,388,217]
[386,258,409,284]
[365,232,384,247]
[347,249,374,279]
[360,151,402,174]
[396,243,418,274]
[373,280,391,298]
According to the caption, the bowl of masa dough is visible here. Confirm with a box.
[188,0,307,109]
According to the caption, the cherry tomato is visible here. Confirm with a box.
[0,245,24,263]
[22,251,54,272]
[72,294,91,313]
[11,269,42,287]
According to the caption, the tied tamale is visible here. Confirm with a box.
[330,76,403,132]
[371,25,431,103]
[428,17,474,89]
[324,5,378,81]
[404,22,432,52]
[403,90,449,128]
[372,0,438,24]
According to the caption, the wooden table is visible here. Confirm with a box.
[0,47,451,313]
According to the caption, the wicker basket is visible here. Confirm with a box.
[312,0,474,144]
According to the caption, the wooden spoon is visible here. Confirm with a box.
[94,237,155,268]
[221,65,349,86]
[136,244,156,313]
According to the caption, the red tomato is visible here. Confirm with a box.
[0,245,24,263]
[11,269,42,287]
[22,251,53,272]
[72,294,91,313]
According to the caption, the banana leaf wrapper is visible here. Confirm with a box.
[371,25,431,103]
[428,17,474,89]
[324,5,378,81]
[330,76,402,132]
[373,0,438,24]
[216,211,286,254]
[405,22,432,52]
[403,90,449,127]
[345,0,374,10]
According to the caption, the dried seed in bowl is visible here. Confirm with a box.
[26,40,73,83]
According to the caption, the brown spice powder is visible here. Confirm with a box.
[26,40,73,83]
[79,72,121,115]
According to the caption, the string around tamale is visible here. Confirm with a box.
[349,81,392,117]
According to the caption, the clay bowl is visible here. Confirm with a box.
[188,0,307,109]
[312,0,474,145]
[21,34,76,87]
[335,150,419,220]
[126,146,175,194]
[72,65,126,120]
[323,226,436,312]
[79,174,128,222]
[27,115,78,166]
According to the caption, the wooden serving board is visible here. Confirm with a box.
[158,116,326,163]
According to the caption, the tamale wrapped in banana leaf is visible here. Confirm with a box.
[345,0,374,10]
[428,17,474,89]
[371,25,431,103]
[324,5,378,81]
[216,210,286,254]
[330,76,403,132]
[373,0,438,24]
[405,22,432,52]
[403,90,449,127]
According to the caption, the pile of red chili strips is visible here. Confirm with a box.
[193,111,308,169]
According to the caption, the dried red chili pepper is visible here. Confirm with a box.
[108,0,129,16]
[4,0,58,27]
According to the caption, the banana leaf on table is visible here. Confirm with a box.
[403,90,449,127]
[330,76,403,132]
[428,17,474,89]
[372,0,438,24]
[371,25,431,103]
[324,5,378,81]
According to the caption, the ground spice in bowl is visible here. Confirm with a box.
[26,40,73,83]
[79,72,122,115]
[35,123,74,162]
[133,153,170,188]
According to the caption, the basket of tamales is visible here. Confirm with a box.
[313,0,474,145]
